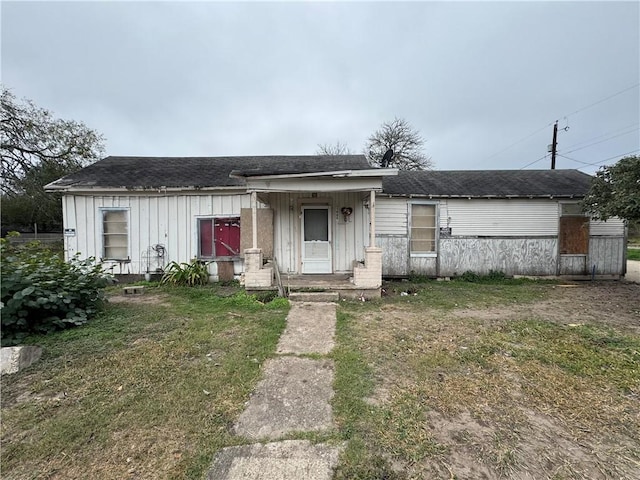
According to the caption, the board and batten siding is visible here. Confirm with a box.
[268,191,367,274]
[62,193,253,275]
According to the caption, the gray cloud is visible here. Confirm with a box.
[2,1,638,173]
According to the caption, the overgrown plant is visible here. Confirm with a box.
[161,259,210,286]
[1,237,111,345]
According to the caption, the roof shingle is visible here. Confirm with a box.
[382,169,592,198]
[47,155,372,189]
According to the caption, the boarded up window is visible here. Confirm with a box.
[559,216,589,254]
[410,204,437,254]
[102,210,128,260]
[198,217,241,258]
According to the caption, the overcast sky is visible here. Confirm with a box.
[2,1,639,173]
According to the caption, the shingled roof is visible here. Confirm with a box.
[46,155,593,198]
[46,155,372,190]
[382,169,592,198]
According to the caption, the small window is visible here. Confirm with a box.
[410,203,437,255]
[199,217,240,258]
[102,209,128,260]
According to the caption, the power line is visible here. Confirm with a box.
[558,149,640,168]
[562,128,639,155]
[480,123,553,162]
[519,153,549,170]
[561,122,640,150]
[564,83,640,118]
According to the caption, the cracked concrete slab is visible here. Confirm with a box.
[276,302,336,355]
[234,357,334,440]
[206,440,343,480]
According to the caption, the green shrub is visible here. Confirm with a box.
[1,238,111,346]
[161,259,210,286]
[459,270,507,283]
[460,270,481,282]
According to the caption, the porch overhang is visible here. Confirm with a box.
[230,168,398,193]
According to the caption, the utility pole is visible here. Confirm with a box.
[550,120,558,170]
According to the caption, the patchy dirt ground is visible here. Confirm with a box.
[454,281,640,334]
[352,281,640,480]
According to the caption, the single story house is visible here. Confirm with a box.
[45,155,627,295]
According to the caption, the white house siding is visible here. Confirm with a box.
[62,192,252,275]
[375,197,625,277]
[590,218,625,236]
[268,192,367,274]
[443,199,559,236]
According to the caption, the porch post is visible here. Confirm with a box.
[369,189,376,247]
[251,191,258,249]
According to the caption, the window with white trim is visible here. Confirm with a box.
[198,217,241,259]
[410,203,437,255]
[102,209,129,260]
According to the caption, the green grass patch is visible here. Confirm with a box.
[628,248,640,261]
[381,278,554,310]
[1,285,288,479]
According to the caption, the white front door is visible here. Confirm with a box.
[301,206,332,274]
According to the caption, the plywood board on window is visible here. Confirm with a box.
[240,208,274,258]
[559,217,589,254]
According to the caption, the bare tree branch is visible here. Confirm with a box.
[364,117,433,170]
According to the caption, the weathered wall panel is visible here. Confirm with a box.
[377,236,409,276]
[438,238,558,276]
[409,256,437,277]
[559,255,587,275]
[589,237,625,275]
[240,208,274,258]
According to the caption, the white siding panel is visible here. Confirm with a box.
[375,198,407,235]
[447,199,559,236]
[64,193,251,274]
[590,218,625,236]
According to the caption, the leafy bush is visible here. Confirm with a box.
[161,259,210,286]
[460,270,481,282]
[1,238,111,346]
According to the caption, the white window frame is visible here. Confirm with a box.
[409,201,438,257]
[100,207,130,261]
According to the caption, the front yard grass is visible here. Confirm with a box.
[332,279,640,479]
[628,247,640,261]
[1,284,288,479]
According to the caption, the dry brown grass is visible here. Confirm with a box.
[335,281,640,480]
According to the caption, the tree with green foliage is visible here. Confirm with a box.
[1,87,105,231]
[582,155,640,222]
[365,117,432,170]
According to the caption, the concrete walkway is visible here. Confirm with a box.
[207,301,341,480]
[626,260,640,283]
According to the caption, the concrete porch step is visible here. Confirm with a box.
[288,292,339,303]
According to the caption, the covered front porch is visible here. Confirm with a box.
[232,166,397,297]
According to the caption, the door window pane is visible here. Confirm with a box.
[304,209,328,241]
